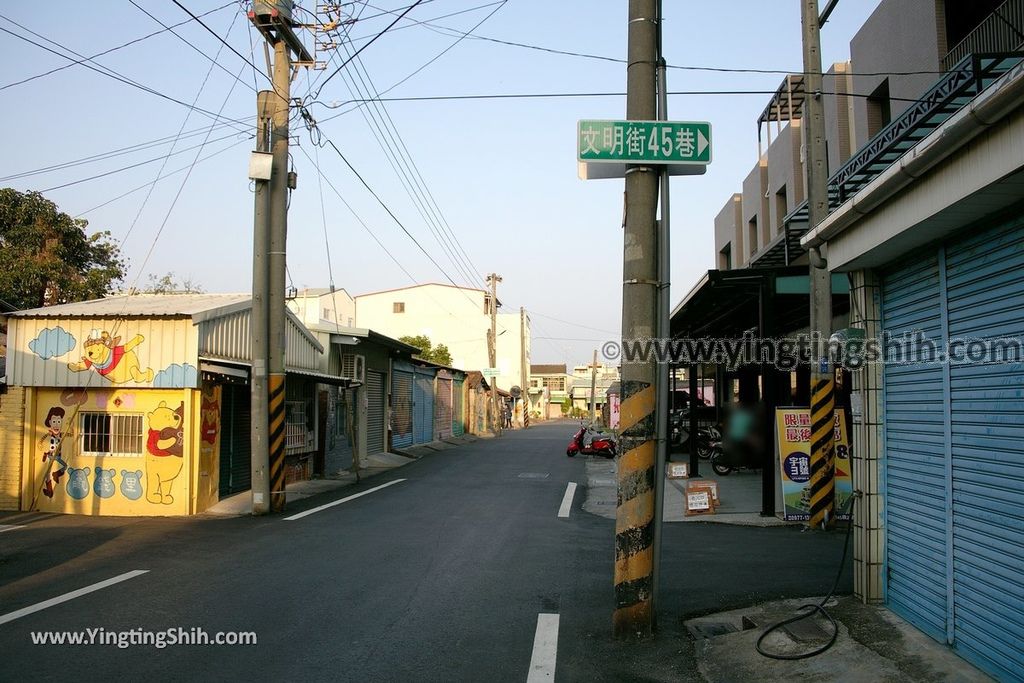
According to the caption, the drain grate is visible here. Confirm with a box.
[518,472,550,479]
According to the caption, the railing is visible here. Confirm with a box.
[943,0,1024,71]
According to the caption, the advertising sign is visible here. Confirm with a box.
[775,408,853,521]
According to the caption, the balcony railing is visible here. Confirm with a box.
[943,0,1024,71]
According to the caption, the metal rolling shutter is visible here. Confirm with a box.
[435,377,453,440]
[366,370,385,455]
[453,380,465,437]
[218,384,252,496]
[882,253,949,642]
[414,371,434,444]
[391,370,414,449]
[945,218,1024,680]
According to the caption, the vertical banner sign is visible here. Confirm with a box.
[775,408,852,521]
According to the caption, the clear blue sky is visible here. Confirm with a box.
[1,0,881,365]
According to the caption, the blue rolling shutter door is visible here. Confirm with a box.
[392,369,414,449]
[365,370,386,455]
[882,253,949,643]
[414,370,434,444]
[453,380,465,437]
[945,218,1024,680]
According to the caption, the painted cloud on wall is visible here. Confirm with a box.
[28,326,76,360]
[153,363,198,388]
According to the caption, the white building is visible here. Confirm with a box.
[355,283,530,394]
[286,287,355,328]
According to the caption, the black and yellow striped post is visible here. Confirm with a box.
[614,379,657,637]
[807,370,836,529]
[268,373,287,513]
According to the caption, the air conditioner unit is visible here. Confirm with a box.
[342,353,365,383]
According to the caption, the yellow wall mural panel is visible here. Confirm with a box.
[0,387,26,510]
[192,382,222,513]
[8,317,200,389]
[27,387,195,516]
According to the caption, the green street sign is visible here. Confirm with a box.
[577,120,712,165]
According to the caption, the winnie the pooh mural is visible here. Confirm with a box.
[145,401,185,504]
[68,329,154,384]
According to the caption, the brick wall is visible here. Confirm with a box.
[0,386,26,510]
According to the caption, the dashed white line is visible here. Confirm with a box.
[283,479,407,521]
[0,525,25,534]
[557,482,577,518]
[527,613,560,682]
[0,570,149,626]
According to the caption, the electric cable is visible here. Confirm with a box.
[0,1,235,92]
[755,493,858,661]
[0,16,250,130]
[170,0,269,89]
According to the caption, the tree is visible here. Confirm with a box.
[398,334,453,366]
[0,189,126,310]
[143,272,205,294]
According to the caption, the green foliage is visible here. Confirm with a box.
[0,188,126,310]
[398,334,453,366]
[144,272,205,294]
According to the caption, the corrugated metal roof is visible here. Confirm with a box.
[8,294,250,318]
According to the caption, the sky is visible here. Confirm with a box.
[0,0,883,366]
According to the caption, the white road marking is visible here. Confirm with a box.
[557,482,577,518]
[283,479,407,521]
[527,613,560,682]
[0,570,149,626]
[0,525,25,533]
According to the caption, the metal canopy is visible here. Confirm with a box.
[751,52,1024,269]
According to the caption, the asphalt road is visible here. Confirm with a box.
[0,420,852,682]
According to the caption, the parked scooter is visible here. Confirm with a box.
[710,442,760,475]
[669,410,721,459]
[566,422,617,458]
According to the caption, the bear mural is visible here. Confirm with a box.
[68,330,154,384]
[93,468,116,499]
[145,401,185,505]
[66,467,91,500]
[120,470,144,501]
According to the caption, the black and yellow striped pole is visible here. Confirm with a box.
[807,367,835,529]
[268,373,287,513]
[614,380,657,636]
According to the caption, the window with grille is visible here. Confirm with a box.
[79,412,144,456]
[285,400,308,449]
[393,302,405,313]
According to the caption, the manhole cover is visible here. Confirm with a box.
[518,472,550,479]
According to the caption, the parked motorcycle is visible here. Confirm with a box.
[567,422,617,458]
[669,410,721,459]
[710,443,760,476]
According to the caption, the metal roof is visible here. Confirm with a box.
[8,294,250,318]
[751,52,1024,269]
[305,322,421,354]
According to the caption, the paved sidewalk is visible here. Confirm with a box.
[687,596,991,682]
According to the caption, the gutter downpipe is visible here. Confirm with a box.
[801,59,1024,249]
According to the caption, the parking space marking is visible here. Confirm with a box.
[557,482,577,518]
[0,570,149,626]
[0,525,25,534]
[283,479,406,521]
[527,612,560,682]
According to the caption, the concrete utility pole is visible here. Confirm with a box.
[251,90,273,515]
[589,349,598,423]
[487,273,502,436]
[614,0,660,639]
[520,306,529,428]
[800,0,836,529]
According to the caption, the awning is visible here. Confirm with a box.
[198,358,359,387]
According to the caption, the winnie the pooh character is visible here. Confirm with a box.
[68,329,154,384]
[145,401,184,504]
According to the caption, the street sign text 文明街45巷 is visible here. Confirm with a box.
[577,120,711,165]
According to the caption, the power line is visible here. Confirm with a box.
[312,0,425,100]
[129,0,256,94]
[170,0,270,89]
[0,1,235,92]
[0,17,251,130]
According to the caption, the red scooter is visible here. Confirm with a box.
[566,422,617,458]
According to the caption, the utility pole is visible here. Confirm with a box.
[800,0,836,529]
[250,90,273,515]
[589,349,598,423]
[249,2,313,514]
[520,306,529,429]
[487,273,502,436]
[614,0,660,639]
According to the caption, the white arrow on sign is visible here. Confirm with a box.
[697,129,709,157]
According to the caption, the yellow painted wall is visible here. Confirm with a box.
[24,387,195,516]
[192,382,222,513]
[0,387,26,510]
